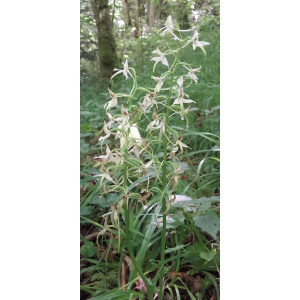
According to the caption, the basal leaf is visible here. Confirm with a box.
[193,211,220,239]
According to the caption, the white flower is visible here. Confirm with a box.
[183,65,202,83]
[93,145,114,163]
[104,88,118,110]
[174,133,191,153]
[99,121,111,142]
[153,119,165,139]
[173,88,195,120]
[172,76,189,98]
[151,75,166,94]
[128,144,141,159]
[93,145,124,165]
[133,159,154,175]
[184,30,210,55]
[111,59,133,80]
[139,93,157,114]
[114,104,130,127]
[151,48,169,72]
[146,107,159,131]
[118,124,142,148]
[168,146,178,160]
[106,112,115,129]
[146,119,160,132]
[129,124,142,146]
[95,165,115,183]
[157,15,181,40]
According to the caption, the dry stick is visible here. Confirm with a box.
[120,260,126,292]
[80,231,113,244]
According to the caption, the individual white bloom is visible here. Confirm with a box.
[175,139,191,153]
[168,146,179,160]
[128,144,141,159]
[153,118,165,140]
[133,159,154,175]
[184,30,210,55]
[93,145,124,165]
[157,15,182,40]
[170,166,183,191]
[118,124,142,148]
[151,75,166,94]
[173,88,195,120]
[111,152,124,166]
[99,121,111,142]
[172,76,189,98]
[151,48,169,72]
[120,104,129,122]
[139,93,157,114]
[146,107,160,131]
[174,131,191,153]
[93,145,114,163]
[106,112,115,129]
[153,119,165,133]
[94,165,115,183]
[111,59,133,80]
[129,124,142,146]
[147,119,160,132]
[104,88,118,110]
[183,65,202,83]
[173,88,196,110]
[114,104,130,128]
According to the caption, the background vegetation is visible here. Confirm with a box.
[80,1,220,299]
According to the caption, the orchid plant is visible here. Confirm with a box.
[94,16,210,299]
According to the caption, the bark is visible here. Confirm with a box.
[112,0,116,27]
[90,0,119,83]
[149,1,155,28]
[146,0,150,25]
[155,0,162,20]
[134,0,140,33]
[122,0,132,26]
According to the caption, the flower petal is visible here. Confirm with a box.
[182,99,195,103]
[111,69,124,79]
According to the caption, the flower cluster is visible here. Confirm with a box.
[94,14,209,230]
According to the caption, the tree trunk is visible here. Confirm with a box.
[155,0,162,20]
[122,0,132,27]
[112,0,116,27]
[146,0,150,25]
[90,0,119,83]
[149,1,155,28]
[134,0,140,33]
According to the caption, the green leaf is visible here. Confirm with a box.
[80,206,93,216]
[80,241,95,258]
[193,211,220,239]
[165,244,187,254]
[185,242,206,259]
[130,228,145,238]
[151,212,185,229]
[91,195,106,205]
[172,196,219,213]
[200,249,216,261]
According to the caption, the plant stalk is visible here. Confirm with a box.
[158,47,181,300]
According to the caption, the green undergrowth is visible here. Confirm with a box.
[80,25,220,300]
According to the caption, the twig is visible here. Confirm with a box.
[80,231,112,244]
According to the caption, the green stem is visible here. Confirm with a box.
[158,45,181,300]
